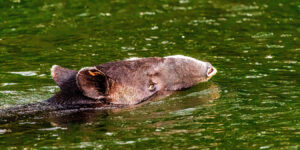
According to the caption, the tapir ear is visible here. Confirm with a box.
[51,65,77,89]
[76,67,109,99]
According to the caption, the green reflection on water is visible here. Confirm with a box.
[0,0,300,149]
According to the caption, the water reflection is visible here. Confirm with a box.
[49,110,110,126]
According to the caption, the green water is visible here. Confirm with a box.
[0,0,300,149]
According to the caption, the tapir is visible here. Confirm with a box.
[47,55,217,107]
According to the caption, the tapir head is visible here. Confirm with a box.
[50,55,217,105]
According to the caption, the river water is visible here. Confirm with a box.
[0,0,300,149]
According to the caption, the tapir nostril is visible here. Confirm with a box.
[207,67,217,77]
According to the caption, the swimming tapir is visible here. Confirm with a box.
[48,55,217,107]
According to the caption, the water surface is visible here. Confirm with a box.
[0,0,300,149]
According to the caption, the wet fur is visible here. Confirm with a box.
[48,56,216,106]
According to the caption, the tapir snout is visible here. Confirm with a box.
[48,55,217,106]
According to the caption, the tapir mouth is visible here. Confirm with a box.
[207,66,217,78]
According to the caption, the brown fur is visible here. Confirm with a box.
[48,55,217,106]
